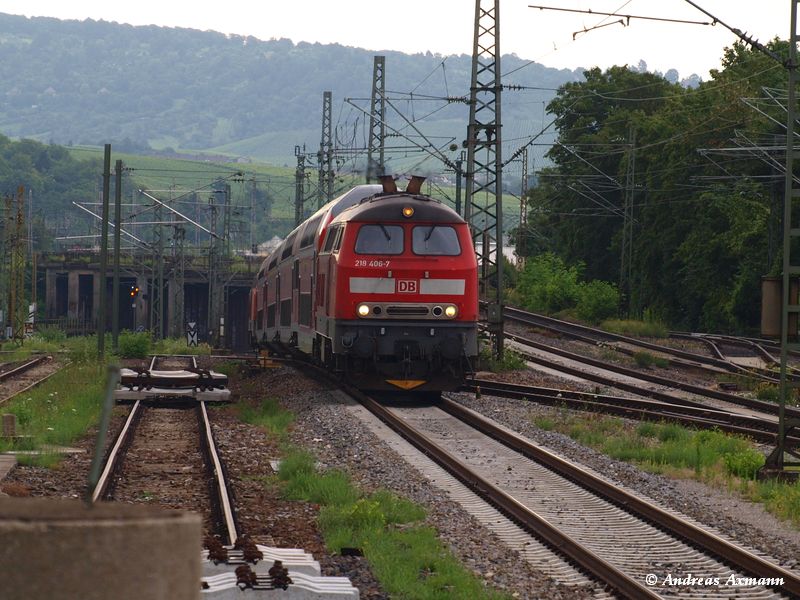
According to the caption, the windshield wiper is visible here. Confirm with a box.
[424,225,438,242]
[378,224,391,241]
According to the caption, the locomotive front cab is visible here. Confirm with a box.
[326,189,479,391]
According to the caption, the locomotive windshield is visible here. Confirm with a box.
[354,224,404,254]
[412,225,461,256]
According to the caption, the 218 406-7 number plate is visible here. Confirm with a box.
[354,259,391,268]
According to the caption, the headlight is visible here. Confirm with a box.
[444,305,458,318]
[357,303,370,317]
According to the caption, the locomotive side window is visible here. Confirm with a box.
[355,224,403,255]
[412,226,461,256]
[300,215,323,248]
[332,226,344,252]
[281,232,298,260]
[322,225,339,254]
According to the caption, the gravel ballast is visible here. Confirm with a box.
[4,358,799,599]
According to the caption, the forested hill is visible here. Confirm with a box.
[0,13,591,164]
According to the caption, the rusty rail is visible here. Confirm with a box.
[463,378,799,448]
[505,329,800,419]
[0,355,49,382]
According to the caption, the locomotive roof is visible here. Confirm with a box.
[332,193,465,224]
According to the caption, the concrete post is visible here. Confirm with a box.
[2,414,15,438]
[67,271,80,319]
[45,268,57,319]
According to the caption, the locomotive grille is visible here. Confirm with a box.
[386,305,430,316]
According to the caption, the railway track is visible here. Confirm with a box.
[352,387,800,598]
[504,306,784,383]
[505,329,800,422]
[462,378,800,448]
[0,355,49,383]
[0,355,60,406]
[672,331,800,360]
[91,386,238,543]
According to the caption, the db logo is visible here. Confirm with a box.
[397,279,418,293]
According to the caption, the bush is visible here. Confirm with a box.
[117,330,151,358]
[723,449,765,480]
[755,384,780,403]
[35,325,66,343]
[516,253,582,314]
[576,280,619,324]
[65,335,96,363]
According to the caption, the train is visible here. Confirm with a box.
[248,175,479,392]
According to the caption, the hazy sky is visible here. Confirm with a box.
[0,1,790,79]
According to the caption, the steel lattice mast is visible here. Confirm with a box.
[318,91,334,208]
[465,0,504,359]
[366,56,386,183]
[170,225,186,338]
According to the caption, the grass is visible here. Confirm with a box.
[479,345,526,372]
[152,337,213,356]
[632,351,670,369]
[536,410,800,527]
[601,319,669,338]
[238,394,510,599]
[754,384,781,403]
[0,361,107,466]
[237,398,294,441]
[277,449,510,600]
[0,336,64,361]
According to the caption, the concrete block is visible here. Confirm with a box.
[0,497,202,600]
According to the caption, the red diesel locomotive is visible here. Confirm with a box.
[249,176,479,392]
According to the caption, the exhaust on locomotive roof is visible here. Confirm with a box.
[379,175,427,195]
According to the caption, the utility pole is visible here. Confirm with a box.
[171,225,185,338]
[97,144,111,357]
[295,145,306,226]
[8,187,26,344]
[207,183,227,347]
[768,0,800,479]
[220,183,231,348]
[517,147,529,265]
[465,0,504,360]
[250,176,257,253]
[112,160,123,352]
[620,125,636,315]
[1,196,8,338]
[366,56,386,183]
[318,91,334,208]
[455,154,464,217]
[150,199,164,341]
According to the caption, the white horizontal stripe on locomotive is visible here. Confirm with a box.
[349,277,466,295]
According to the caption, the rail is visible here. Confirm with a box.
[506,329,800,419]
[0,355,49,382]
[354,389,660,598]
[462,378,800,448]
[441,397,800,598]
